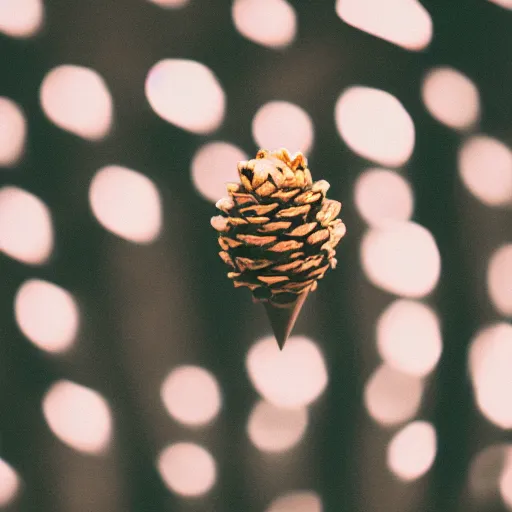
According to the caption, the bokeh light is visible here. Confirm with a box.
[161,365,221,427]
[0,186,53,265]
[145,59,225,134]
[469,323,512,429]
[157,442,216,497]
[265,491,322,512]
[361,221,441,298]
[252,101,314,155]
[335,0,432,51]
[0,0,43,38]
[191,141,247,203]
[487,0,512,9]
[487,244,512,317]
[247,400,308,453]
[469,444,509,502]
[146,0,189,8]
[364,363,423,426]
[89,165,162,244]
[354,168,414,227]
[0,97,26,166]
[376,299,442,377]
[500,447,512,508]
[232,0,297,48]
[458,135,512,207]
[15,279,79,354]
[421,67,480,130]
[0,458,19,507]
[387,421,437,481]
[335,86,415,167]
[40,65,113,140]
[42,380,113,454]
[246,335,328,409]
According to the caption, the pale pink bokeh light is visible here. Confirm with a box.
[458,135,512,207]
[89,165,162,244]
[361,221,441,298]
[387,421,437,481]
[15,279,79,354]
[145,59,225,134]
[487,244,512,317]
[232,0,297,48]
[0,186,53,265]
[469,444,509,501]
[161,365,221,427]
[336,0,432,51]
[354,168,414,227]
[422,67,480,130]
[246,336,328,408]
[0,0,43,38]
[0,97,26,166]
[335,87,415,167]
[364,363,423,426]
[377,299,442,377]
[487,0,512,9]
[500,447,512,508]
[266,491,322,512]
[252,101,314,155]
[191,141,247,203]
[0,459,19,507]
[157,443,216,497]
[42,380,113,454]
[469,323,512,429]
[146,0,189,8]
[247,400,308,453]
[40,65,113,140]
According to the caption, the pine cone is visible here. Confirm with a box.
[211,148,346,308]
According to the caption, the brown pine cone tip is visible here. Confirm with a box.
[211,148,346,317]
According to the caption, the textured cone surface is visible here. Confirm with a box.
[264,291,309,350]
[211,148,346,312]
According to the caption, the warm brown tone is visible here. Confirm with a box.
[211,148,346,347]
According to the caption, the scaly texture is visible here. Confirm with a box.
[211,148,346,307]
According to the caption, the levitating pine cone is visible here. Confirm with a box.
[211,148,346,347]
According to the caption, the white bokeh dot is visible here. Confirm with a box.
[246,335,328,409]
[0,186,53,265]
[354,169,414,227]
[361,221,441,298]
[487,244,512,317]
[247,400,308,453]
[146,0,189,8]
[42,380,113,454]
[191,142,247,202]
[15,279,79,354]
[422,67,480,130]
[458,135,512,207]
[387,421,437,481]
[0,97,26,166]
[0,458,20,507]
[377,299,442,377]
[157,442,216,497]
[336,0,432,51]
[265,491,322,512]
[364,364,424,426]
[40,65,113,140]
[89,165,162,244]
[161,365,221,426]
[232,0,297,48]
[252,101,314,154]
[145,59,225,134]
[0,0,44,38]
[335,87,415,167]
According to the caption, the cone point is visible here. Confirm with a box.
[263,291,309,350]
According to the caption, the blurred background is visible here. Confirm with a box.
[0,0,511,511]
